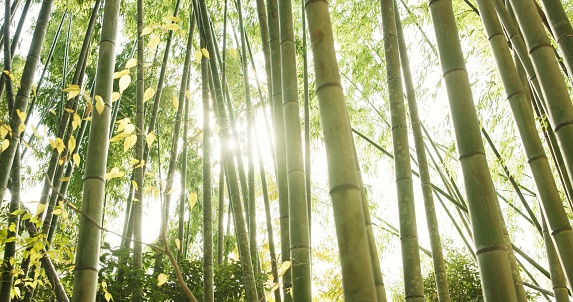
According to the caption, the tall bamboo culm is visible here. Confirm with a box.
[474,0,573,299]
[71,0,120,299]
[394,2,450,301]
[379,1,425,301]
[277,0,312,300]
[267,0,292,298]
[506,0,573,291]
[427,0,518,300]
[195,0,258,300]
[305,0,377,300]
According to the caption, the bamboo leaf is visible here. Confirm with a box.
[157,273,168,286]
[111,92,121,103]
[132,180,138,192]
[125,58,137,69]
[113,69,129,79]
[52,209,63,215]
[194,50,202,64]
[60,177,70,182]
[73,153,81,167]
[172,96,179,111]
[124,134,137,152]
[106,167,125,180]
[109,133,128,143]
[123,123,135,135]
[175,238,181,250]
[35,204,46,216]
[68,136,76,153]
[119,74,131,94]
[141,26,153,36]
[188,192,198,210]
[16,109,26,121]
[148,36,160,49]
[1,139,9,152]
[146,132,156,147]
[163,23,179,31]
[229,48,238,59]
[143,88,155,102]
[185,90,191,100]
[201,48,210,59]
[95,95,105,115]
[169,16,181,23]
[63,84,81,100]
[278,261,291,276]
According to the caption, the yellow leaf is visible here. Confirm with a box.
[157,273,168,286]
[148,36,160,49]
[163,23,180,31]
[116,117,131,131]
[35,204,46,216]
[111,92,121,103]
[113,69,129,79]
[229,48,238,59]
[143,88,155,103]
[134,160,146,169]
[172,96,179,111]
[170,16,182,23]
[141,26,153,36]
[104,292,113,302]
[83,91,92,102]
[1,139,9,152]
[105,167,125,180]
[68,136,76,153]
[109,132,128,143]
[62,84,81,100]
[146,132,156,147]
[167,188,176,195]
[72,114,81,130]
[132,198,139,202]
[278,261,291,277]
[64,108,74,113]
[201,48,210,59]
[18,123,25,134]
[50,109,56,115]
[50,137,66,154]
[185,90,191,100]
[123,123,135,135]
[0,125,9,139]
[16,109,26,121]
[188,192,198,210]
[95,95,105,115]
[213,124,221,135]
[194,50,202,64]
[60,177,70,182]
[130,158,140,165]
[175,238,181,250]
[124,134,137,152]
[119,74,131,94]
[52,209,63,215]
[132,180,138,192]
[31,125,40,137]
[73,153,81,167]
[125,58,137,69]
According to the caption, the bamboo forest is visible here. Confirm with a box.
[2,0,573,300]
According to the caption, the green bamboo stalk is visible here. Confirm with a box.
[196,0,258,300]
[538,0,573,80]
[256,126,282,302]
[131,0,145,298]
[201,32,214,302]
[278,0,311,299]
[394,3,450,301]
[541,213,570,301]
[0,146,20,302]
[71,0,119,298]
[267,0,292,298]
[379,0,424,300]
[177,7,194,262]
[0,0,54,204]
[427,0,518,299]
[305,0,376,300]
[484,0,573,293]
